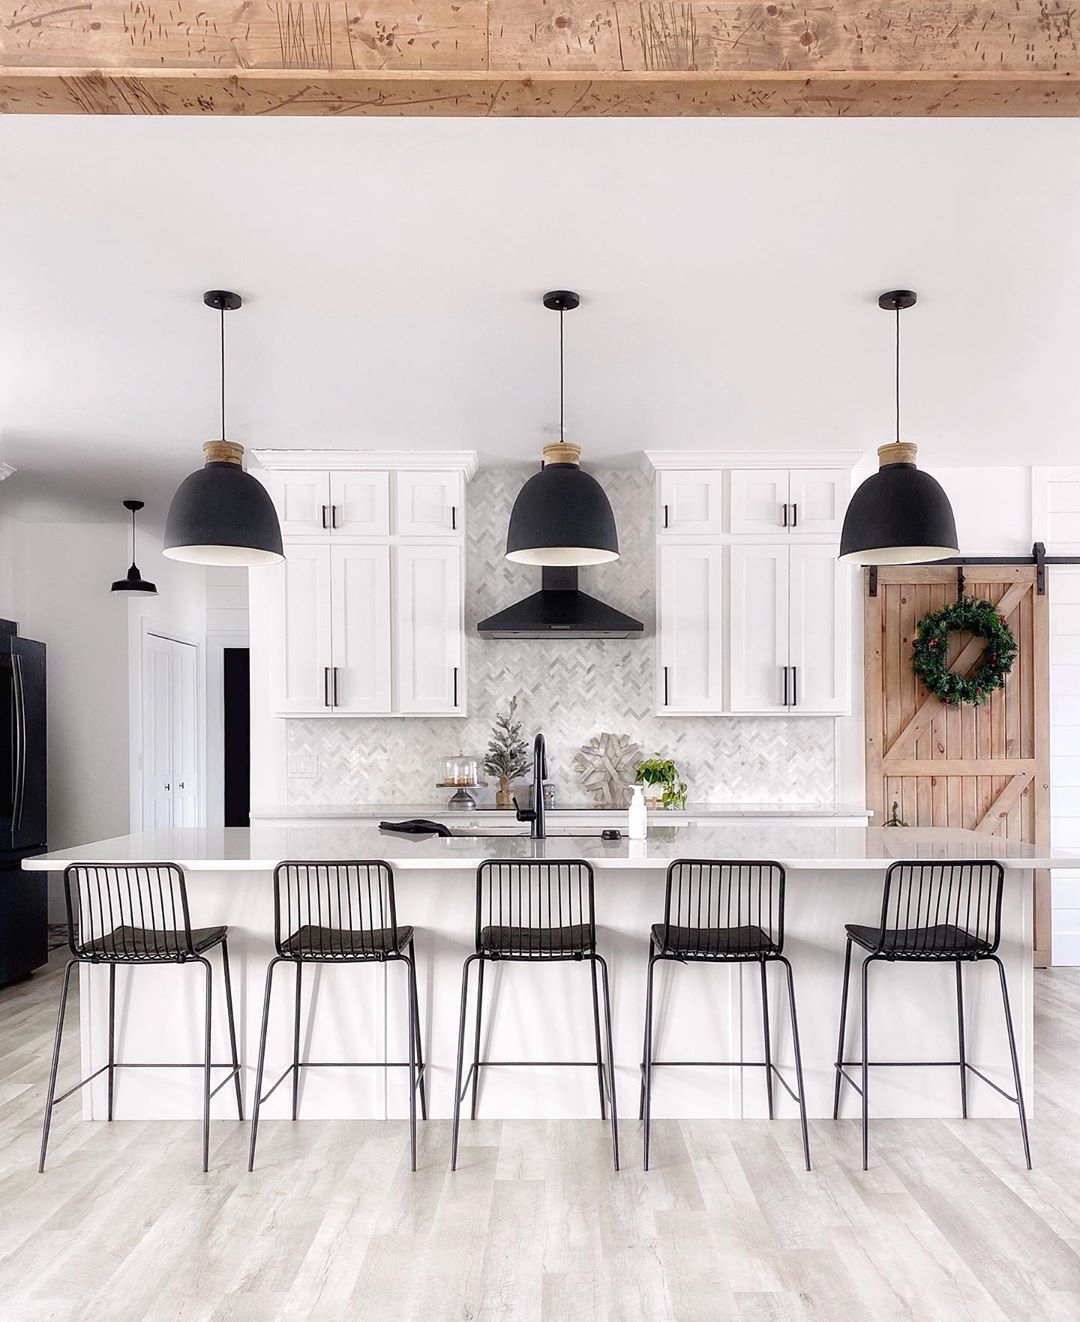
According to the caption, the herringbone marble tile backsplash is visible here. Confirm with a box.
[286,469,836,807]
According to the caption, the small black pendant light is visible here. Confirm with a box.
[505,291,619,567]
[164,290,285,567]
[111,499,157,594]
[839,290,959,565]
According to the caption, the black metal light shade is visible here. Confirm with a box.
[838,444,958,565]
[163,290,284,568]
[839,290,959,566]
[165,441,284,566]
[507,451,619,566]
[111,499,157,594]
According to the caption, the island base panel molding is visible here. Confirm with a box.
[71,864,1032,1126]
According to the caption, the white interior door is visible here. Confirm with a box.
[171,640,200,826]
[729,544,790,712]
[141,633,200,828]
[394,544,463,713]
[331,544,392,713]
[788,545,850,713]
[657,544,724,712]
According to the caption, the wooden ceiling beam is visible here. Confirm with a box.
[4,0,1080,116]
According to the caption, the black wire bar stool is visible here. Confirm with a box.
[40,862,243,1174]
[248,860,426,1172]
[832,859,1030,1170]
[451,859,619,1171]
[640,859,810,1172]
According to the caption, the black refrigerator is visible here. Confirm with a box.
[0,619,48,986]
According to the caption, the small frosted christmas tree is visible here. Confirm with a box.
[485,695,530,807]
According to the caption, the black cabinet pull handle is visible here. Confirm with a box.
[324,666,332,708]
[782,665,789,707]
[452,665,458,707]
[332,667,340,707]
[781,502,789,528]
[663,665,670,706]
[451,505,457,531]
[321,504,329,530]
[791,503,798,529]
[331,505,339,529]
[791,665,798,707]
[179,781,185,790]
[165,783,171,792]
[663,503,669,529]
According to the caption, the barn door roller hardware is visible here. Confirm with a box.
[867,542,1063,597]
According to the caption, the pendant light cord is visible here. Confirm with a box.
[220,306,227,441]
[130,504,136,561]
[559,307,565,444]
[895,305,901,444]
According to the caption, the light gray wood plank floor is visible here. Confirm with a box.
[2,953,1079,1321]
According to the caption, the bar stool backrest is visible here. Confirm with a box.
[662,859,786,955]
[64,862,195,961]
[874,859,1005,956]
[474,859,596,958]
[273,860,399,959]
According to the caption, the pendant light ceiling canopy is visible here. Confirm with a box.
[505,291,619,568]
[110,499,157,594]
[164,290,284,568]
[839,290,959,566]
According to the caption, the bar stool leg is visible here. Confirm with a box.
[595,953,619,1172]
[860,956,873,1172]
[832,936,854,1120]
[39,959,77,1173]
[405,957,418,1172]
[451,954,479,1171]
[779,955,811,1172]
[759,959,775,1121]
[199,956,213,1173]
[408,938,427,1121]
[990,954,1032,1170]
[107,964,116,1123]
[955,961,968,1120]
[221,940,244,1121]
[248,956,282,1172]
[642,954,658,1171]
[589,958,607,1121]
[291,964,303,1122]
[469,957,485,1121]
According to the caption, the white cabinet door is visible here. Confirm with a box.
[271,469,332,539]
[658,470,725,535]
[141,632,175,830]
[788,468,848,535]
[729,544,790,713]
[331,545,392,714]
[789,544,850,713]
[329,471,390,538]
[395,471,464,537]
[658,545,724,712]
[269,544,334,714]
[394,545,463,713]
[171,639,200,826]
[730,469,790,534]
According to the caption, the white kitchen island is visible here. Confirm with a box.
[24,823,1062,1131]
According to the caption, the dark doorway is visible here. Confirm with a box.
[223,648,250,827]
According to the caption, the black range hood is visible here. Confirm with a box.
[478,566,644,640]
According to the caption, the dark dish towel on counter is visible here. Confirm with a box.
[379,819,454,837]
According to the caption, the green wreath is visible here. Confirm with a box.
[911,595,1017,706]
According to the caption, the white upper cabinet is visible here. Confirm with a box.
[395,471,464,537]
[394,544,463,713]
[657,544,725,713]
[330,545,392,713]
[787,468,848,536]
[329,471,390,538]
[658,470,725,535]
[788,544,849,713]
[269,543,334,714]
[729,544,790,713]
[272,469,332,539]
[730,469,790,534]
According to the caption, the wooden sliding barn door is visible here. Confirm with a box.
[864,565,1051,965]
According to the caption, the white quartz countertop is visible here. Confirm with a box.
[22,824,1075,872]
[250,802,873,821]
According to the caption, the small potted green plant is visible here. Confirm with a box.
[484,695,530,809]
[635,756,688,811]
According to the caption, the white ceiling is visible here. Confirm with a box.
[2,115,1080,526]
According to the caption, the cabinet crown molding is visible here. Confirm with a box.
[642,450,864,474]
[252,449,479,479]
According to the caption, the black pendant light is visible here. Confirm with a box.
[111,500,157,594]
[839,290,959,565]
[163,290,284,567]
[505,291,619,567]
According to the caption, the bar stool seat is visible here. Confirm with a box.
[281,923,414,958]
[480,922,594,956]
[651,922,777,958]
[844,922,991,957]
[81,924,228,960]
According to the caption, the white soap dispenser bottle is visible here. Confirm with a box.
[628,783,648,840]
